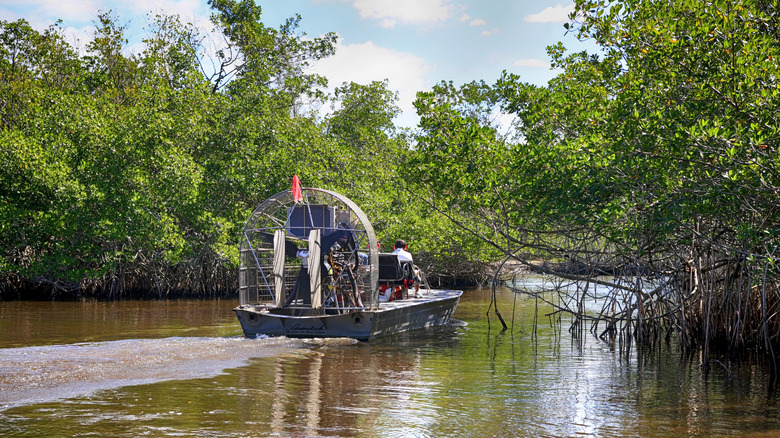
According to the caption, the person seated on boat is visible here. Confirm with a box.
[392,239,421,296]
[392,239,413,263]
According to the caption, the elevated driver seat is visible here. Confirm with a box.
[378,253,415,300]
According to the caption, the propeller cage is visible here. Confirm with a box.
[238,188,380,311]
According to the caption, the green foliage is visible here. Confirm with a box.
[560,0,780,250]
[207,0,336,101]
[397,0,780,302]
[10,0,779,303]
[323,81,404,208]
[408,0,780,261]
[404,83,516,277]
[0,5,428,298]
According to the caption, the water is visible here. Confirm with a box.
[1,288,779,436]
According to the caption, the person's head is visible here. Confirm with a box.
[394,239,407,250]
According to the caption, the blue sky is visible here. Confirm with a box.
[0,0,593,127]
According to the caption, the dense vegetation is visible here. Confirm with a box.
[2,0,780,367]
[410,0,780,368]
[0,0,485,299]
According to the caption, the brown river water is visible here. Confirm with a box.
[1,285,779,437]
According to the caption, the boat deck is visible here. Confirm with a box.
[375,289,462,311]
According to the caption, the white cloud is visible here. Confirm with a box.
[36,0,102,21]
[514,58,550,68]
[0,0,101,28]
[59,25,96,56]
[0,0,211,45]
[469,18,486,27]
[524,2,574,23]
[130,0,207,23]
[311,37,432,127]
[480,28,498,37]
[492,110,518,137]
[349,0,455,28]
[4,0,206,22]
[0,6,21,23]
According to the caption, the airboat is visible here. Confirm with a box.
[233,184,462,341]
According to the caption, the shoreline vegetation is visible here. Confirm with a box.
[0,260,484,302]
[3,0,780,374]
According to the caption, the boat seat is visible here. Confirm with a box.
[378,253,403,281]
[378,253,414,285]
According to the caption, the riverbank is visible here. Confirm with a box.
[0,256,610,301]
[1,264,477,301]
[0,273,236,301]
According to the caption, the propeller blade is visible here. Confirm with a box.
[321,228,356,252]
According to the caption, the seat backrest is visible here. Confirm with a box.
[399,260,415,282]
[378,253,404,281]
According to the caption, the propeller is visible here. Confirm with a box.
[258,232,301,258]
[259,227,356,260]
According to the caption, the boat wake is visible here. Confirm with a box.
[0,336,307,411]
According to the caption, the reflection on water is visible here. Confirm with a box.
[0,299,239,348]
[1,291,780,436]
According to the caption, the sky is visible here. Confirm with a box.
[0,0,595,127]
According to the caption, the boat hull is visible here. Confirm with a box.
[234,289,462,341]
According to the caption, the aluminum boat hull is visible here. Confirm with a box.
[234,289,462,341]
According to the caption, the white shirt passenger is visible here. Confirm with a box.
[392,247,414,263]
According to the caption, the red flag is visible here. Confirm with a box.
[291,175,303,203]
